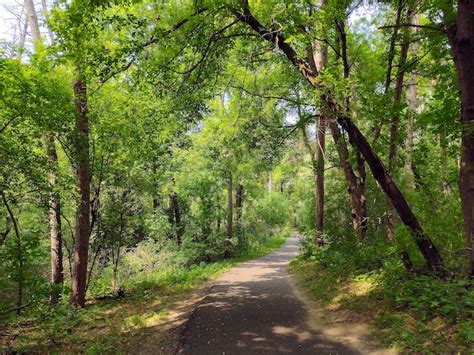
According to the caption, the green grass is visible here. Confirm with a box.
[289,256,474,354]
[1,234,288,353]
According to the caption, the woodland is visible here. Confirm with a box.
[0,0,473,352]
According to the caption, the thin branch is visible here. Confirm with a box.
[0,115,21,135]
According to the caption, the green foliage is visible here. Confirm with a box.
[1,0,473,352]
[2,234,287,352]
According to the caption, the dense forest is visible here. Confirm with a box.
[0,0,473,352]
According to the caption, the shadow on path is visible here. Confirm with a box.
[178,237,359,354]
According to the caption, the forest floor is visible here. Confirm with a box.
[289,257,474,353]
[0,236,287,353]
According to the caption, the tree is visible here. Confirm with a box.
[24,0,64,305]
[233,1,443,273]
[445,0,474,278]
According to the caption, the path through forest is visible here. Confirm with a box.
[177,237,392,354]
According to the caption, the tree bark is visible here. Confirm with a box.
[171,192,182,247]
[405,14,419,190]
[225,169,233,258]
[386,9,412,251]
[40,0,54,43]
[314,119,325,235]
[306,7,328,240]
[236,183,244,233]
[24,0,64,304]
[447,1,474,277]
[388,22,411,174]
[226,169,233,240]
[45,133,63,304]
[24,0,41,45]
[71,76,91,307]
[439,129,452,195]
[329,121,368,237]
[236,4,443,273]
[300,118,328,238]
[334,15,368,238]
[374,0,405,140]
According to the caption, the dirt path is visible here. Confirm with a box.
[177,237,392,354]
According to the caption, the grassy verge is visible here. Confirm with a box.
[290,256,474,354]
[1,234,288,353]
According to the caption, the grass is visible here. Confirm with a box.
[289,256,474,353]
[0,234,288,353]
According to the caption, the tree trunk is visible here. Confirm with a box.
[388,23,410,174]
[374,0,405,140]
[329,121,368,237]
[71,76,91,307]
[447,1,474,277]
[40,0,54,43]
[235,5,443,272]
[386,10,412,251]
[439,129,452,195]
[171,192,182,247]
[307,18,328,240]
[24,0,41,45]
[300,118,327,238]
[225,169,233,258]
[236,183,244,233]
[314,124,325,235]
[45,133,63,304]
[226,169,233,240]
[24,0,64,304]
[334,14,368,238]
[405,14,419,190]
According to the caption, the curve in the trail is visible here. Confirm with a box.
[177,237,360,354]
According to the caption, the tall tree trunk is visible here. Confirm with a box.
[439,129,452,195]
[386,10,412,249]
[45,133,63,304]
[374,0,405,140]
[236,183,244,233]
[314,123,325,235]
[17,15,28,58]
[236,4,443,273]
[40,0,54,43]
[171,192,182,247]
[329,121,368,237]
[334,15,368,238]
[225,169,233,258]
[226,169,233,239]
[300,118,327,238]
[447,1,474,277]
[313,47,327,239]
[405,14,419,190]
[306,6,328,240]
[24,0,64,304]
[388,27,410,174]
[71,76,91,307]
[24,0,41,46]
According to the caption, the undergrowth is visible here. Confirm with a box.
[290,234,474,353]
[0,233,288,353]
